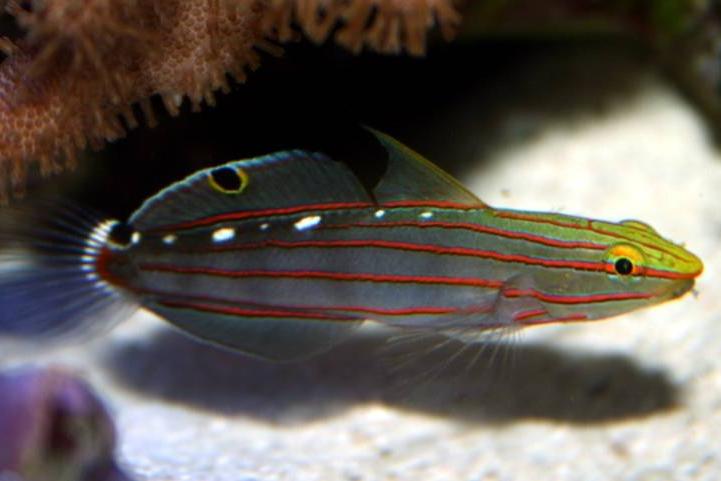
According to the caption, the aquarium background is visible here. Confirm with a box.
[2,33,721,481]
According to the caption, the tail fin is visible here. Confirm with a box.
[0,202,136,344]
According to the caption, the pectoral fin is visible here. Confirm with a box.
[382,275,550,344]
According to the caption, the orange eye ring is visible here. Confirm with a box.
[604,244,646,279]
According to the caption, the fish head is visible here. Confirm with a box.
[542,217,703,322]
[605,218,701,289]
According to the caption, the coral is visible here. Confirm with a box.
[0,0,461,201]
[262,0,460,54]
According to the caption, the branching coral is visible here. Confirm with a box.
[262,0,460,54]
[0,0,461,201]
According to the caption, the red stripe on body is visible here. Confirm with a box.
[513,309,547,322]
[504,289,652,304]
[512,308,588,324]
[192,238,689,280]
[139,264,506,289]
[519,313,589,325]
[135,285,464,318]
[336,306,460,315]
[327,221,607,250]
[139,264,660,306]
[149,201,374,232]
[495,211,586,230]
[157,300,356,321]
[381,200,484,210]
[150,200,479,233]
[495,211,686,262]
[201,239,607,268]
[157,289,589,327]
[144,200,691,277]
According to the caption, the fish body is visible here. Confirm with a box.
[0,129,703,361]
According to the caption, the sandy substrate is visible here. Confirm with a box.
[2,46,721,481]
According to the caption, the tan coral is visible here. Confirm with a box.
[261,0,460,55]
[0,0,460,201]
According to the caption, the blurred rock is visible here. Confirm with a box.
[0,367,131,481]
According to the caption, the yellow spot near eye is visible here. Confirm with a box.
[208,165,249,194]
[609,245,641,260]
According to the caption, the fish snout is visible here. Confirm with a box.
[670,279,696,299]
[687,252,704,279]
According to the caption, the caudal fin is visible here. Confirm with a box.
[0,203,136,344]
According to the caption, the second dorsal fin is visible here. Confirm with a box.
[367,128,486,206]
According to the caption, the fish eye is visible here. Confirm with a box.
[208,166,249,194]
[614,258,634,275]
[107,222,138,251]
[604,243,645,280]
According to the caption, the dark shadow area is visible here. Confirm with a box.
[33,37,653,219]
[102,326,679,425]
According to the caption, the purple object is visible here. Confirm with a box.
[0,367,131,481]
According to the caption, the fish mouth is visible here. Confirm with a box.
[678,246,704,278]
[684,251,704,279]
[665,279,696,300]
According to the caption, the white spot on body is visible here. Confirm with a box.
[259,223,270,231]
[131,232,142,245]
[162,234,177,245]
[374,209,386,219]
[420,211,434,219]
[294,215,322,231]
[212,227,236,243]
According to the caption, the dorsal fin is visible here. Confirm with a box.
[130,151,371,230]
[367,127,485,206]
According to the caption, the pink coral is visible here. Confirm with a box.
[0,0,460,201]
